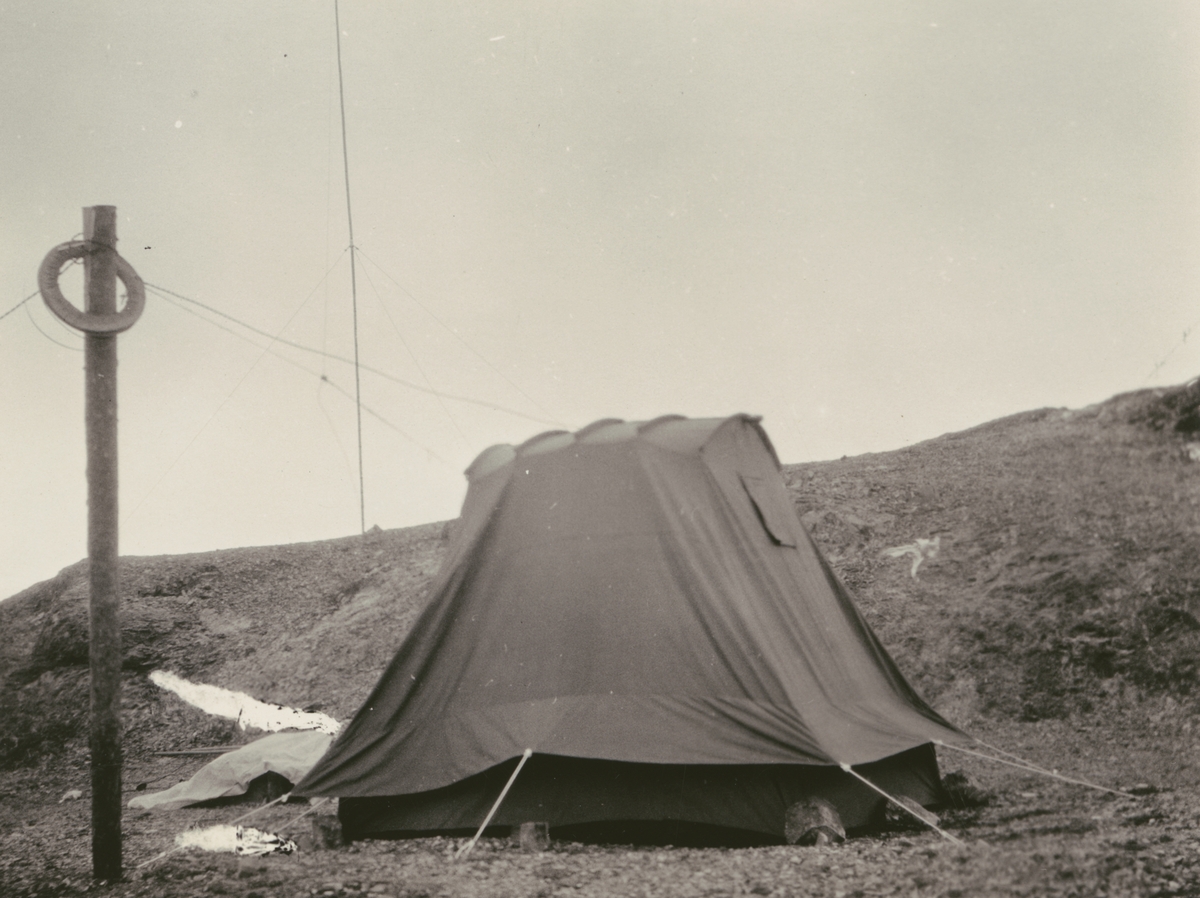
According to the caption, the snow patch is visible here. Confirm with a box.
[149,670,341,734]
[175,825,296,856]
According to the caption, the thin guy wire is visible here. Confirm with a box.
[2,257,84,324]
[0,290,39,323]
[319,373,455,467]
[934,739,1127,797]
[274,795,331,834]
[134,791,296,872]
[1144,316,1200,384]
[839,763,964,845]
[317,375,357,492]
[354,247,568,427]
[128,273,369,522]
[25,301,83,351]
[335,0,366,534]
[356,258,471,449]
[149,289,453,465]
[144,282,558,424]
[126,325,289,523]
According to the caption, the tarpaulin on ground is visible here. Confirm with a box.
[130,731,332,811]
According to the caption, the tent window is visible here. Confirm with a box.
[739,475,797,547]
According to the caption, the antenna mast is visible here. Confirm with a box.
[334,0,366,533]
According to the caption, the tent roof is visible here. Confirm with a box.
[298,414,962,804]
[465,413,782,481]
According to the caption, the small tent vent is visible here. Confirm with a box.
[740,474,797,547]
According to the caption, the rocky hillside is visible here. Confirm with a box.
[0,524,450,766]
[788,379,1200,726]
[2,379,1198,770]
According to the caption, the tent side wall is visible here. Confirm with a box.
[338,744,944,841]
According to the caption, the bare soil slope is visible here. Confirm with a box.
[0,522,449,765]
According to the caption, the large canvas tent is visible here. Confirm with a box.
[297,414,966,842]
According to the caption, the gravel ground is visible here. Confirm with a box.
[3,716,1199,898]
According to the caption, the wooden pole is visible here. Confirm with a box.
[84,206,123,882]
[40,208,145,883]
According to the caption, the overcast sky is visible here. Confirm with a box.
[2,1,1198,600]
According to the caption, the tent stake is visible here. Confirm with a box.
[839,763,964,845]
[455,749,533,861]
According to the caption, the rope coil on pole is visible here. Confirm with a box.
[39,240,145,334]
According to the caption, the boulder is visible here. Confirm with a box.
[785,798,845,846]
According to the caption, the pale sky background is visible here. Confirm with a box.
[2,1,1198,601]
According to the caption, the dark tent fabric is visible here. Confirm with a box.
[296,414,966,840]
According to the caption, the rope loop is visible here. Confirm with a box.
[38,240,145,334]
